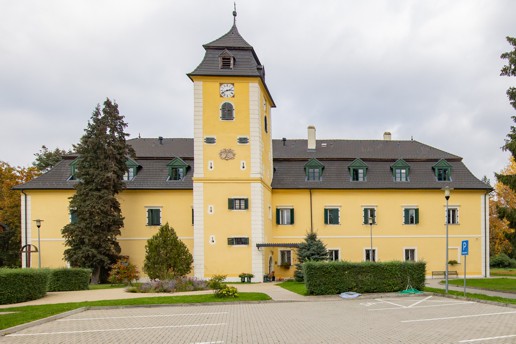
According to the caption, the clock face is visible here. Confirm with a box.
[220,83,234,98]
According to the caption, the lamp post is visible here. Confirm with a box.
[34,219,43,268]
[369,215,374,262]
[443,187,451,293]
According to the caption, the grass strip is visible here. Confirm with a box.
[424,287,516,305]
[0,292,270,331]
[278,281,308,295]
[443,278,516,292]
[490,268,516,277]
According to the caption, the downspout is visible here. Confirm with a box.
[484,190,490,277]
[21,190,28,268]
[309,189,313,233]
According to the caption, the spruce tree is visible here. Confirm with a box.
[62,99,134,283]
[496,37,516,258]
[294,232,328,282]
[144,223,193,280]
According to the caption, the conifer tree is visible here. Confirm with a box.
[294,232,328,282]
[62,99,134,283]
[496,37,516,257]
[143,223,193,280]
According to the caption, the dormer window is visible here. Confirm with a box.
[220,102,234,120]
[69,158,80,180]
[304,158,324,181]
[391,159,410,182]
[219,49,235,70]
[123,158,139,181]
[349,159,368,182]
[433,159,452,181]
[167,157,189,181]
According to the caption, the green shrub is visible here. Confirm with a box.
[128,277,208,293]
[214,285,238,298]
[108,258,140,285]
[208,274,227,290]
[47,268,91,291]
[0,268,48,305]
[304,261,426,295]
[490,253,516,268]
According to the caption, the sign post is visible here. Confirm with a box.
[461,240,469,296]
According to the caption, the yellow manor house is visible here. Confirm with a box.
[16,18,491,281]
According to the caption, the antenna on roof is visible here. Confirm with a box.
[233,2,237,25]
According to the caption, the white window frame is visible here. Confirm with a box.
[145,206,162,226]
[328,249,340,261]
[279,250,292,266]
[277,207,293,225]
[324,207,341,225]
[364,248,377,262]
[446,206,460,225]
[362,206,377,225]
[403,248,417,261]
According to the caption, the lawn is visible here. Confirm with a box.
[424,287,516,305]
[491,268,516,277]
[88,283,126,290]
[0,292,270,331]
[445,278,516,293]
[278,281,308,295]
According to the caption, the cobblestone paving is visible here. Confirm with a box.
[2,296,516,343]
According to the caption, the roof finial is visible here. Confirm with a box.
[233,2,237,25]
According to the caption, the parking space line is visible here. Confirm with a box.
[191,342,224,344]
[6,323,226,337]
[459,334,516,343]
[58,312,228,321]
[374,298,407,309]
[401,311,516,323]
[407,295,433,308]
[369,301,474,311]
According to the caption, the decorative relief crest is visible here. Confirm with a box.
[219,148,236,160]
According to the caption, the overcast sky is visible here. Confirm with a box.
[1,0,515,183]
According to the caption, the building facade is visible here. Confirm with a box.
[16,18,491,280]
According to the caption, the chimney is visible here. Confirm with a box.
[282,137,287,146]
[383,132,392,141]
[307,125,316,151]
[158,136,164,145]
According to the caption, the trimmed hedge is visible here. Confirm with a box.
[0,268,48,305]
[304,261,426,295]
[47,268,91,291]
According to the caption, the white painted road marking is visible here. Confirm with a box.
[58,312,228,321]
[370,301,474,311]
[459,334,516,343]
[401,311,516,323]
[407,295,433,308]
[6,323,226,337]
[191,342,224,344]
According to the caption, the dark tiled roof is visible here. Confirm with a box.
[203,24,253,49]
[15,137,489,191]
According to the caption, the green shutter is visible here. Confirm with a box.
[324,209,329,224]
[276,208,280,224]
[228,199,233,209]
[363,209,368,224]
[404,209,409,224]
[70,211,78,224]
[290,209,295,224]
[244,198,249,210]
[147,209,152,225]
[415,208,419,224]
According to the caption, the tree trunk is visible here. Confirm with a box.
[90,265,101,284]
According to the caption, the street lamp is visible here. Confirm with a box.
[33,219,43,268]
[443,187,451,293]
[369,215,374,262]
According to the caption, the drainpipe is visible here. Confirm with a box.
[484,191,490,277]
[21,190,28,268]
[309,189,313,233]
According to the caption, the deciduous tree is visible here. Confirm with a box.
[62,99,134,283]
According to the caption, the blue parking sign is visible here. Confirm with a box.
[461,240,469,256]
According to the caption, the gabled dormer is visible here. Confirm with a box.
[349,159,368,181]
[123,158,140,181]
[304,158,324,181]
[391,159,410,182]
[69,157,80,180]
[433,159,452,181]
[167,157,189,181]
[218,49,235,69]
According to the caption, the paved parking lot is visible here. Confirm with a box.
[2,296,516,343]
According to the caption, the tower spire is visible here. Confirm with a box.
[233,2,237,25]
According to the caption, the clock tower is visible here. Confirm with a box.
[188,11,276,280]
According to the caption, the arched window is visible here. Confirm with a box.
[264,115,268,133]
[220,102,234,120]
